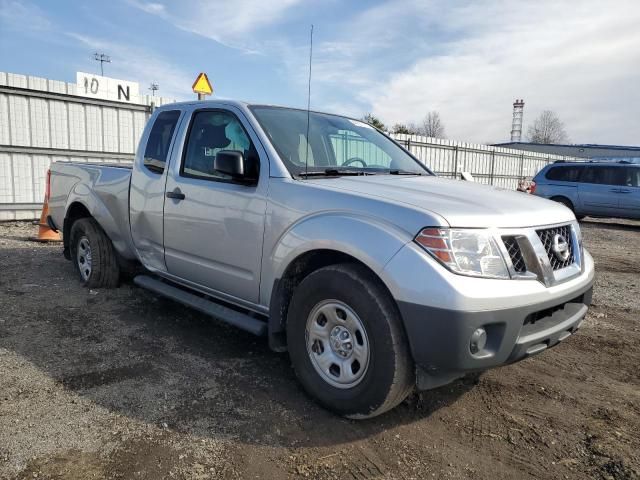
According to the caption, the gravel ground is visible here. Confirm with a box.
[0,218,639,480]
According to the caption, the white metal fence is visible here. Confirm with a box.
[0,72,173,220]
[0,71,582,220]
[392,134,580,189]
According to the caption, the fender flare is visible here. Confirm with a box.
[64,183,133,258]
[263,211,413,350]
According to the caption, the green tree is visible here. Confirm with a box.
[391,123,412,134]
[362,113,386,131]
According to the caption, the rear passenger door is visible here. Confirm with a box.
[578,166,626,217]
[130,109,183,272]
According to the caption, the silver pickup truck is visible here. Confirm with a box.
[48,101,594,418]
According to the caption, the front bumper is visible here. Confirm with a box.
[398,280,593,390]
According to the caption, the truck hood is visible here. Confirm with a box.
[316,175,574,228]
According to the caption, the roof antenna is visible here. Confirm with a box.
[304,24,313,178]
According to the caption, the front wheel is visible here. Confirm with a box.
[286,264,414,419]
[69,218,120,288]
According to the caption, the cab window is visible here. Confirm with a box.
[182,110,258,181]
[143,110,181,174]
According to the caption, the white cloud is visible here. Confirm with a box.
[0,0,51,31]
[268,0,640,145]
[128,0,302,52]
[360,0,640,144]
[131,1,166,15]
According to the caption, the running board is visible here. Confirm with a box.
[133,275,267,336]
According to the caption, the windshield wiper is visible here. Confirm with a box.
[299,169,376,177]
[389,169,425,175]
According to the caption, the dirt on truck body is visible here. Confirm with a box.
[0,218,639,480]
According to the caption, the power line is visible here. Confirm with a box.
[149,83,159,97]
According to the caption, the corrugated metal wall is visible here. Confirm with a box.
[0,70,582,220]
[0,71,174,220]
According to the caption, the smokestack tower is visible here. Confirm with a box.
[510,99,525,142]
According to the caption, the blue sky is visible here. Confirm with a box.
[1,0,639,144]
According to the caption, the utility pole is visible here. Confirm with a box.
[93,52,111,76]
[149,83,159,97]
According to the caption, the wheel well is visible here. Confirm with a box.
[550,196,574,211]
[63,202,91,257]
[268,249,395,352]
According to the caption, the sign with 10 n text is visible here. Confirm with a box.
[76,72,140,103]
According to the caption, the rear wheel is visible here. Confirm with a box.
[69,218,120,288]
[286,264,414,419]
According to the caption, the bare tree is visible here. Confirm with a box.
[527,110,569,144]
[362,113,386,131]
[417,111,446,138]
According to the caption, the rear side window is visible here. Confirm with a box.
[545,166,584,182]
[143,110,181,174]
[624,167,640,187]
[582,166,627,186]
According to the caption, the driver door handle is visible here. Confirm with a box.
[166,188,186,201]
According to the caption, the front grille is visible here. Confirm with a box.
[502,236,526,273]
[536,225,574,270]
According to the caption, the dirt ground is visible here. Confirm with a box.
[0,218,639,480]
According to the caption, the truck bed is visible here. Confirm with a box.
[48,161,135,258]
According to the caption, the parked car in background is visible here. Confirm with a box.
[532,161,640,220]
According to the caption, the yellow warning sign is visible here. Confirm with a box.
[192,72,213,95]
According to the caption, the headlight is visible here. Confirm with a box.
[572,221,584,262]
[573,221,582,247]
[415,228,510,279]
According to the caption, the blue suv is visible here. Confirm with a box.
[532,161,640,220]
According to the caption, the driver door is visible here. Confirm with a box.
[162,106,268,305]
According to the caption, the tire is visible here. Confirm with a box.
[69,218,120,288]
[551,197,585,220]
[286,263,414,419]
[551,196,574,212]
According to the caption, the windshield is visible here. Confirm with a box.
[250,106,431,177]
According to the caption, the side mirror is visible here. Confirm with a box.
[214,150,245,178]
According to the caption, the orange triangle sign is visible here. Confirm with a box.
[192,72,213,95]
